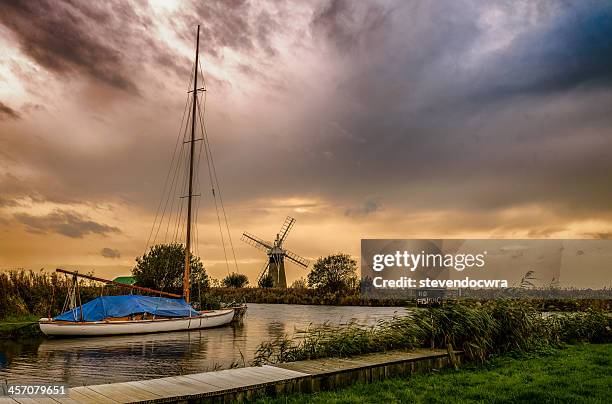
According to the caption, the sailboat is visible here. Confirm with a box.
[38,26,237,337]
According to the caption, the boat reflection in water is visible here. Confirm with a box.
[34,324,247,386]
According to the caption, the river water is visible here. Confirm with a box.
[0,304,405,387]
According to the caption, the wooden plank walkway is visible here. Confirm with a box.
[1,349,461,403]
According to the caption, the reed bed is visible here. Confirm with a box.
[1,270,609,316]
[0,270,130,320]
[252,301,612,365]
[202,287,611,310]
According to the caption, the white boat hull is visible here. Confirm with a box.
[38,309,234,337]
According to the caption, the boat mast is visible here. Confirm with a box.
[184,25,200,303]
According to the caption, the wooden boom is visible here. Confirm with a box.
[55,268,181,299]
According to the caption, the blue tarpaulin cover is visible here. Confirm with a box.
[54,295,198,322]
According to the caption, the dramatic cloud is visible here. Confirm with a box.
[585,232,612,240]
[0,196,19,207]
[171,0,305,60]
[311,0,388,52]
[0,101,19,120]
[0,0,191,95]
[14,209,120,238]
[291,0,612,217]
[100,247,121,259]
[345,199,381,217]
[1,0,611,283]
[0,1,133,93]
[470,2,612,100]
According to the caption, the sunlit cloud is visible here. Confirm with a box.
[1,0,611,284]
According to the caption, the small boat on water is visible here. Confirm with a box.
[39,25,244,337]
[39,296,234,337]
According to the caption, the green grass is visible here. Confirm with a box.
[256,344,612,404]
[0,315,41,339]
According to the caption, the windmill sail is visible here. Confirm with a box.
[278,216,296,244]
[284,249,309,267]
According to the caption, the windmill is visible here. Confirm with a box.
[241,216,309,288]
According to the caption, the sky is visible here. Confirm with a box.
[1,0,611,285]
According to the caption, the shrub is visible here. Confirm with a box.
[307,253,358,293]
[258,274,274,288]
[290,278,307,289]
[222,273,249,288]
[132,243,209,293]
[544,310,611,344]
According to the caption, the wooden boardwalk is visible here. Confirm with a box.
[1,349,461,403]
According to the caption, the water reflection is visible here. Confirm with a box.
[0,304,404,386]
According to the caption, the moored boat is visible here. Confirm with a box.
[38,25,246,337]
[39,295,234,337]
[38,312,234,337]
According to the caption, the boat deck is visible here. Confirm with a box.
[0,348,461,403]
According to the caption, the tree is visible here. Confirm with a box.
[290,277,307,289]
[222,272,249,288]
[307,253,358,293]
[258,273,274,288]
[132,243,209,293]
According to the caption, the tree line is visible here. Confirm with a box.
[132,243,358,294]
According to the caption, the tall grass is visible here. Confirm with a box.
[545,310,611,344]
[252,301,612,365]
[250,315,438,366]
[0,270,130,320]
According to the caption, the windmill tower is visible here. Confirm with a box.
[241,216,309,288]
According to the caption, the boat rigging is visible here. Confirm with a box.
[38,26,243,337]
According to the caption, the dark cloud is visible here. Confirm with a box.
[475,2,612,101]
[527,227,567,238]
[311,0,389,52]
[274,0,612,220]
[175,0,281,59]
[585,232,612,240]
[0,0,288,99]
[2,0,612,248]
[100,247,121,259]
[255,8,280,57]
[14,209,120,238]
[0,0,193,97]
[0,1,140,93]
[0,101,20,120]
[20,103,45,114]
[0,119,190,208]
[345,198,382,217]
[0,196,19,207]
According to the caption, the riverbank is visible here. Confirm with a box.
[1,301,610,389]
[1,270,610,321]
[0,315,41,339]
[255,343,612,403]
[252,301,611,366]
[202,287,612,310]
